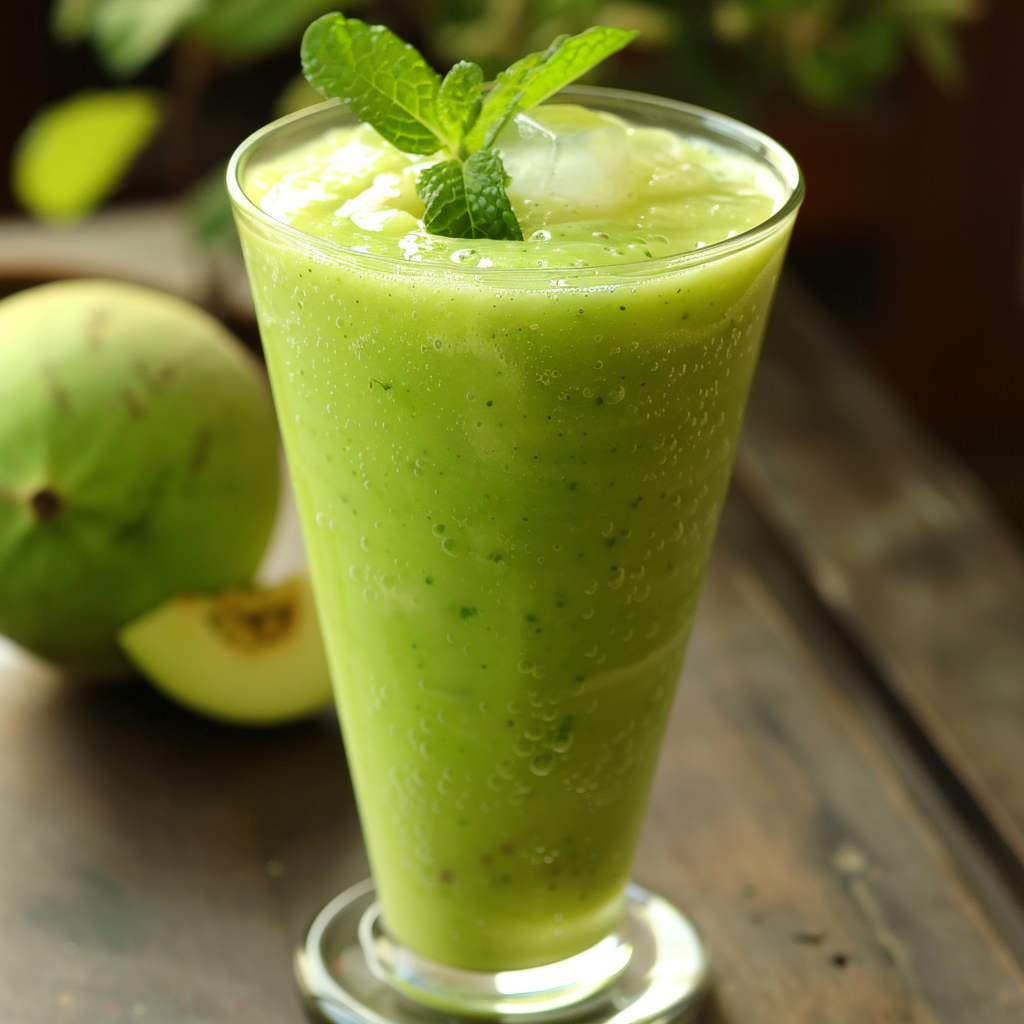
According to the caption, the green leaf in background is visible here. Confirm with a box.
[189,0,343,63]
[301,15,445,155]
[417,148,522,241]
[709,1,755,44]
[91,0,209,77]
[185,161,236,245]
[437,60,484,154]
[907,15,966,89]
[884,0,980,17]
[846,15,901,81]
[786,45,855,109]
[50,0,105,43]
[466,26,638,150]
[13,89,163,223]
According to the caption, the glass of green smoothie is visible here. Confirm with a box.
[229,21,801,1024]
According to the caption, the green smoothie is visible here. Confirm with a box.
[233,98,798,971]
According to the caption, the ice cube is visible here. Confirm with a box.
[496,113,558,198]
[496,106,633,222]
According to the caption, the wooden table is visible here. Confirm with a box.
[3,281,1024,1022]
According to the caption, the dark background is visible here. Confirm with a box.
[3,0,1022,532]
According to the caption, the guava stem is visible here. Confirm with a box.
[30,488,63,521]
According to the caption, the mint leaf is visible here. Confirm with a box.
[462,49,547,153]
[301,15,445,156]
[417,149,523,242]
[466,26,638,150]
[437,60,484,152]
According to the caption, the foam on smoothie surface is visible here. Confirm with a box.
[246,104,782,267]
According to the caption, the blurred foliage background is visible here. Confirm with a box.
[2,0,1024,534]
[8,0,981,233]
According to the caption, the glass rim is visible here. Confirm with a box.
[227,84,804,281]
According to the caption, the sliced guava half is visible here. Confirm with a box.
[119,573,333,726]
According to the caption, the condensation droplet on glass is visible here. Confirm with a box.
[524,720,545,741]
[550,732,573,754]
[514,737,536,758]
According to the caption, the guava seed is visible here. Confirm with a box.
[30,488,63,521]
[208,581,300,649]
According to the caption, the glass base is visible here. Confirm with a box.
[295,879,709,1023]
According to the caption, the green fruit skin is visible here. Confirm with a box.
[0,279,280,675]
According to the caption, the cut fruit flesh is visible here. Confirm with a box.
[119,574,333,726]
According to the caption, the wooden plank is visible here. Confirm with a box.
[0,203,255,321]
[736,281,1024,868]
[3,535,1023,1020]
[638,547,1024,1023]
[718,488,1024,968]
[0,640,363,1023]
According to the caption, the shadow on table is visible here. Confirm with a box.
[1,663,365,991]
[51,676,352,835]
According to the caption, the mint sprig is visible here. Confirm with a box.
[300,16,637,242]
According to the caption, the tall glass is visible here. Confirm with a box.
[229,86,801,1023]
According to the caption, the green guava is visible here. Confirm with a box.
[119,574,333,726]
[0,279,280,675]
